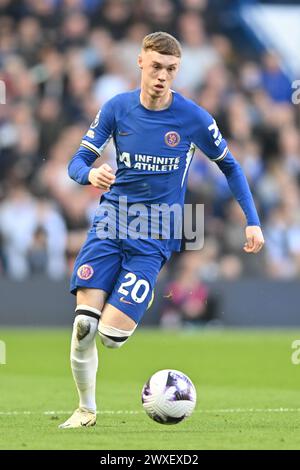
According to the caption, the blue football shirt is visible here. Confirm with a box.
[79,88,228,201]
[69,88,259,256]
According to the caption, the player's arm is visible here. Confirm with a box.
[191,107,264,254]
[215,152,264,253]
[68,99,116,190]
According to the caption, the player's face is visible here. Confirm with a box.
[138,50,180,98]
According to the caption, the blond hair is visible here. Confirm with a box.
[142,32,182,58]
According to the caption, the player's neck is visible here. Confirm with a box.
[140,88,172,111]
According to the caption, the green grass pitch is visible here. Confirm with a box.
[0,328,299,450]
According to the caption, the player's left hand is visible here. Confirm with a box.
[244,225,264,254]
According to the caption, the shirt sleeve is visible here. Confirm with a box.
[189,105,260,225]
[68,98,116,185]
[216,150,261,226]
[190,106,228,162]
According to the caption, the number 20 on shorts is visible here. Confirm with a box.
[118,273,150,304]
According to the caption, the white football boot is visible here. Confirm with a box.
[59,408,96,429]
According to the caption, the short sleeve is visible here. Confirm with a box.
[190,106,228,162]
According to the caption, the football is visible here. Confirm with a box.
[141,369,197,425]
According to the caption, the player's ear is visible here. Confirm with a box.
[138,54,143,69]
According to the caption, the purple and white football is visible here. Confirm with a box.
[141,369,197,425]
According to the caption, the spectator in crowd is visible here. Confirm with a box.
[161,251,210,329]
[0,186,67,279]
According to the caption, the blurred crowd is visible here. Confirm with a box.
[0,0,299,324]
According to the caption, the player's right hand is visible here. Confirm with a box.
[88,164,116,190]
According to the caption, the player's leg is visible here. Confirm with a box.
[59,288,107,429]
[60,234,122,429]
[71,289,107,409]
[98,303,137,349]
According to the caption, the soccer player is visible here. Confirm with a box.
[59,32,264,428]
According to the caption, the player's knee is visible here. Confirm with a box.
[72,305,101,350]
[98,322,136,349]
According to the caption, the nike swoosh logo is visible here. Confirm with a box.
[81,419,95,427]
[118,131,132,136]
[120,296,134,305]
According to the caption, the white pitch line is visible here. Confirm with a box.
[0,408,299,416]
[202,408,300,413]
